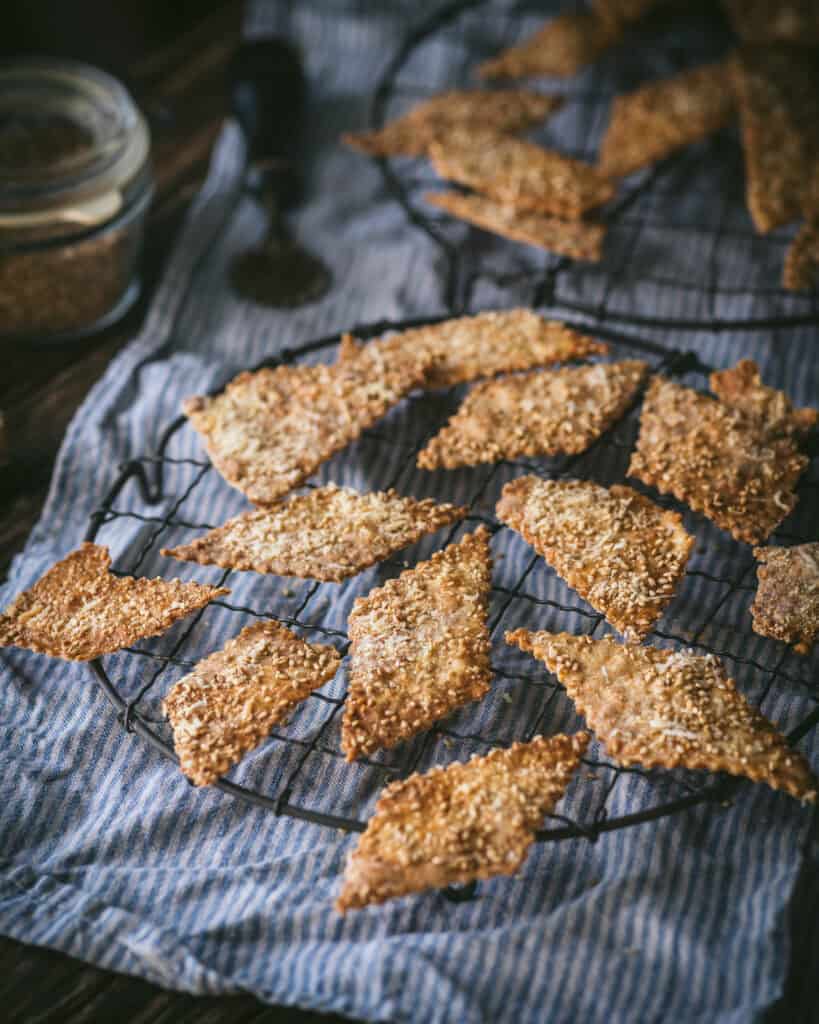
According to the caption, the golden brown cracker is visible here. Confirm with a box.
[751,543,819,655]
[709,359,818,441]
[478,12,620,80]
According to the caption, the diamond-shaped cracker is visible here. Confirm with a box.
[478,12,620,80]
[183,334,432,506]
[732,46,819,233]
[429,131,615,218]
[367,309,608,389]
[342,527,492,761]
[722,0,819,45]
[425,191,606,261]
[709,359,818,442]
[417,360,648,471]
[0,543,228,661]
[343,89,563,158]
[336,731,589,911]
[497,476,692,641]
[162,484,466,583]
[508,629,817,802]
[599,60,735,178]
[164,620,341,786]
[628,374,809,545]
[751,543,819,655]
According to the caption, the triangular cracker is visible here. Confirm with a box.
[342,528,493,761]
[599,61,735,178]
[0,543,228,661]
[418,360,648,471]
[336,732,589,911]
[478,12,620,80]
[709,359,818,441]
[751,543,819,655]
[162,484,466,583]
[722,0,819,45]
[343,89,563,158]
[429,131,615,218]
[783,217,819,292]
[425,191,606,261]
[497,476,692,640]
[164,620,341,786]
[507,629,818,802]
[628,374,809,544]
[183,334,432,505]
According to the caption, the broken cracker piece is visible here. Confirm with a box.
[599,61,735,178]
[497,476,692,640]
[722,1,819,45]
[342,528,492,761]
[429,131,615,218]
[709,359,818,441]
[162,484,466,583]
[508,629,817,802]
[478,12,620,80]
[425,191,605,260]
[628,375,809,545]
[183,334,432,506]
[751,543,819,655]
[418,360,648,471]
[164,620,341,786]
[784,218,819,292]
[336,731,589,911]
[343,89,563,158]
[0,543,228,661]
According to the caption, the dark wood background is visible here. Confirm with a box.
[0,2,350,1020]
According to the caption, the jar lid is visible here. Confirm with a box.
[0,58,150,228]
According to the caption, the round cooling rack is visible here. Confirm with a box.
[83,317,819,863]
[364,0,819,330]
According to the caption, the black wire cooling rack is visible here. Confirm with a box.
[83,317,819,857]
[366,0,819,329]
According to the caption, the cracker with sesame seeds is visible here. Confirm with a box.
[599,61,735,178]
[425,191,606,261]
[164,620,341,786]
[342,89,563,158]
[628,375,809,545]
[478,12,620,80]
[369,309,608,389]
[162,484,466,583]
[722,1,819,45]
[709,359,818,442]
[336,731,589,911]
[784,218,819,292]
[0,543,228,662]
[341,528,492,762]
[507,630,818,802]
[182,334,433,506]
[751,543,819,655]
[497,476,693,641]
[417,360,648,471]
[429,131,615,219]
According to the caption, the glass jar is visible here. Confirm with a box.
[0,58,153,344]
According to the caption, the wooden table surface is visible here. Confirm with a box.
[0,3,352,1020]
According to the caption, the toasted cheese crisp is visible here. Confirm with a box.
[478,12,620,80]
[628,375,809,545]
[784,218,819,292]
[164,621,341,786]
[497,476,692,640]
[343,89,563,158]
[336,732,589,911]
[162,484,466,583]
[418,360,648,471]
[429,131,615,218]
[508,629,818,802]
[370,309,608,389]
[722,0,819,45]
[342,528,492,761]
[732,47,819,233]
[425,191,606,261]
[599,61,735,178]
[709,359,818,441]
[0,543,228,661]
[751,543,819,655]
[183,334,432,506]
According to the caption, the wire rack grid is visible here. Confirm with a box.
[83,317,819,863]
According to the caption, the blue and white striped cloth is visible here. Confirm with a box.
[2,3,818,1021]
